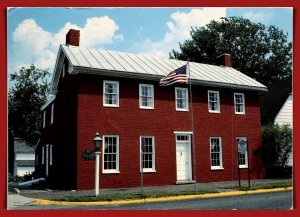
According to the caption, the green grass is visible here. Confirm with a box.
[53,190,218,202]
[239,181,292,191]
[53,181,293,202]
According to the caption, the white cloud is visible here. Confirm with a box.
[243,11,273,23]
[135,8,227,57]
[10,16,123,74]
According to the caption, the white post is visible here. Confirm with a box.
[95,151,100,196]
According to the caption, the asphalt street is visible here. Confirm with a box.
[8,190,293,210]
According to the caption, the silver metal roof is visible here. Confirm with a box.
[57,44,267,91]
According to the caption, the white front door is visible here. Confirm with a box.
[176,134,192,181]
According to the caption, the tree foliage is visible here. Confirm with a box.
[262,123,292,172]
[8,64,50,145]
[170,17,292,85]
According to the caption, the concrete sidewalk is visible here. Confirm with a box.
[18,179,292,200]
[7,193,38,209]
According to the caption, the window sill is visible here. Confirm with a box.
[102,170,120,174]
[209,111,221,114]
[211,167,224,171]
[235,112,246,115]
[103,104,119,108]
[139,107,154,110]
[238,165,248,169]
[176,109,189,112]
[140,169,156,173]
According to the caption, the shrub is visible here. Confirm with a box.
[262,123,292,178]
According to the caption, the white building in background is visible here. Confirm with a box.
[274,93,293,167]
[274,93,293,128]
[13,138,35,176]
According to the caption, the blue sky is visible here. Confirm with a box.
[8,7,293,76]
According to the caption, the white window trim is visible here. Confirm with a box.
[102,135,120,174]
[237,137,248,168]
[140,136,156,173]
[51,103,54,124]
[210,137,223,170]
[175,87,189,111]
[43,111,46,128]
[208,90,220,113]
[42,146,45,165]
[49,145,53,166]
[234,93,245,115]
[103,80,119,107]
[139,84,154,109]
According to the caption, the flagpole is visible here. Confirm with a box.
[188,62,197,192]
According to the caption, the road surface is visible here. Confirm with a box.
[8,190,293,210]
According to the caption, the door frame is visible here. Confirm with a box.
[174,132,193,181]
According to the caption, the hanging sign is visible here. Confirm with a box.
[81,150,95,160]
[237,138,247,154]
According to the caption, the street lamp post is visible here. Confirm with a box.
[93,132,103,197]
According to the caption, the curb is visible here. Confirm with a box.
[32,187,293,206]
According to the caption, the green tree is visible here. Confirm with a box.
[8,64,50,145]
[262,123,292,178]
[170,17,292,85]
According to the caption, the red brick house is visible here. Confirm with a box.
[35,29,267,190]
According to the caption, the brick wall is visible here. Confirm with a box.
[75,74,264,190]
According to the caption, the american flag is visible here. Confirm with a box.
[159,64,188,86]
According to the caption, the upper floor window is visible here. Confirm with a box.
[139,84,154,109]
[234,93,245,114]
[51,103,54,124]
[103,135,119,173]
[210,137,223,170]
[103,81,119,107]
[208,90,220,113]
[140,136,156,172]
[175,87,188,111]
[237,137,248,168]
[43,111,46,128]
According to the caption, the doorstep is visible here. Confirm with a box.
[176,180,196,185]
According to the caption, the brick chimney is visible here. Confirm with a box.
[66,29,80,46]
[216,54,232,67]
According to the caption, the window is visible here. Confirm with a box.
[51,103,54,124]
[103,81,119,107]
[43,111,46,128]
[42,146,45,165]
[140,136,155,172]
[49,145,53,166]
[139,84,154,109]
[175,87,188,111]
[234,93,245,114]
[103,135,119,173]
[36,155,39,166]
[210,137,223,170]
[176,134,190,141]
[237,137,248,168]
[62,64,65,78]
[208,90,220,113]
